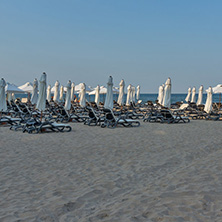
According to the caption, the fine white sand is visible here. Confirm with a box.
[0,120,222,222]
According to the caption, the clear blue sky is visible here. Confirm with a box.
[1,0,222,92]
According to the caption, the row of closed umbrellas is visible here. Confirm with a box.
[0,74,141,112]
[157,80,220,113]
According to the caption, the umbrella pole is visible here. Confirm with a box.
[40,111,43,121]
[219,93,221,110]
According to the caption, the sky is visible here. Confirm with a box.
[1,0,222,92]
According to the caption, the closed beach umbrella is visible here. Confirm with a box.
[47,85,51,102]
[117,79,125,106]
[95,85,100,105]
[64,81,71,110]
[136,85,140,100]
[191,87,196,103]
[162,78,171,108]
[185,87,191,102]
[104,76,114,109]
[31,78,38,105]
[157,84,164,104]
[79,83,86,108]
[0,78,7,112]
[53,80,60,102]
[196,85,203,105]
[204,87,213,113]
[59,85,64,102]
[131,86,136,103]
[36,72,47,111]
[71,82,75,101]
[126,84,132,106]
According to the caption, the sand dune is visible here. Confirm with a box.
[0,120,222,221]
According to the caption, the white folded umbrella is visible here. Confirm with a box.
[196,85,203,105]
[104,76,114,109]
[117,79,125,106]
[64,81,71,110]
[36,73,47,111]
[31,78,38,105]
[162,78,171,108]
[0,78,7,112]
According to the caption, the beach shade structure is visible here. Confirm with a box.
[0,78,7,112]
[75,83,92,93]
[136,85,140,100]
[210,84,222,108]
[9,93,16,101]
[94,85,100,105]
[64,81,71,111]
[47,85,51,102]
[204,87,213,113]
[36,72,47,112]
[131,86,136,103]
[79,83,86,107]
[70,82,75,101]
[126,84,132,106]
[191,87,196,103]
[7,93,14,103]
[157,84,164,105]
[59,85,64,102]
[5,82,25,94]
[196,85,204,105]
[18,82,33,93]
[53,80,60,102]
[31,78,38,105]
[117,79,125,106]
[162,78,171,108]
[185,87,191,102]
[104,76,114,109]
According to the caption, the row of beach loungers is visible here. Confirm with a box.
[0,99,221,133]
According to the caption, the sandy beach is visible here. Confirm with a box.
[0,120,222,222]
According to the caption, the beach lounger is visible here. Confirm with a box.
[84,107,104,126]
[101,108,140,128]
[159,110,190,123]
[22,118,72,133]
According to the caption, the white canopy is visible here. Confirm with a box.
[210,84,222,93]
[104,76,114,109]
[75,83,92,93]
[0,78,7,111]
[89,86,118,95]
[18,82,33,93]
[5,83,25,93]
